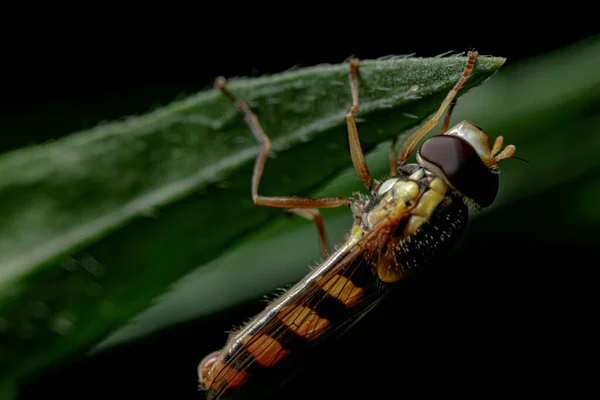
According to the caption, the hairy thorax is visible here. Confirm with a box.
[350,165,469,283]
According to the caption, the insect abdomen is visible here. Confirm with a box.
[200,255,382,399]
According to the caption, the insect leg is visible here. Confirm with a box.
[440,98,458,134]
[214,77,350,210]
[397,50,479,166]
[288,208,330,257]
[215,77,345,257]
[346,58,373,190]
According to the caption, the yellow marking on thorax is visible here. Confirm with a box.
[277,305,330,339]
[429,177,447,194]
[316,274,364,306]
[366,180,420,229]
[375,177,449,283]
[404,177,448,235]
[240,334,290,368]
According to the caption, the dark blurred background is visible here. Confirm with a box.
[3,19,598,153]
[5,15,598,400]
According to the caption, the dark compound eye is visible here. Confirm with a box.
[418,135,499,207]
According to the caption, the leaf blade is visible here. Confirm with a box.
[0,55,504,384]
[96,36,600,351]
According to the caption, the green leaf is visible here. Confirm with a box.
[0,55,504,385]
[94,36,600,353]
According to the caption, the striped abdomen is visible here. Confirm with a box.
[199,248,384,400]
[200,174,470,399]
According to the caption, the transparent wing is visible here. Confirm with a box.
[208,224,397,399]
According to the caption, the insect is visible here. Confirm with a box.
[198,51,516,399]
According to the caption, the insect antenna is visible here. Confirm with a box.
[511,156,529,163]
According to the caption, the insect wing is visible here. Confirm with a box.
[207,226,394,399]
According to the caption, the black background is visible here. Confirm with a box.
[8,13,598,400]
[3,16,598,152]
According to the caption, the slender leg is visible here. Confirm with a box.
[214,77,349,210]
[389,136,399,177]
[346,58,373,190]
[289,208,330,257]
[441,99,457,134]
[397,51,479,166]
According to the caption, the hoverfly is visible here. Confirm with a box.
[198,51,516,399]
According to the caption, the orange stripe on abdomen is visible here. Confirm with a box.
[201,334,290,398]
[276,304,330,340]
[316,273,364,306]
[201,357,247,398]
[240,333,291,368]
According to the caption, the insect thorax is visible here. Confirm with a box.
[351,164,469,283]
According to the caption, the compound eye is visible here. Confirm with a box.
[418,135,499,207]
